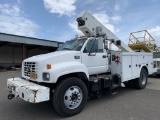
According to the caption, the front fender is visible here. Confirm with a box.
[46,62,89,83]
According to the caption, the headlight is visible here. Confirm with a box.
[43,73,50,81]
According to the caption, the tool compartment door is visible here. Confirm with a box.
[122,55,132,81]
[132,56,139,78]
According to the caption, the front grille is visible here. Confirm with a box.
[23,62,38,79]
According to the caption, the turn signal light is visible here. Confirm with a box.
[47,64,51,69]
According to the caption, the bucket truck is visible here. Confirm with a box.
[7,11,154,116]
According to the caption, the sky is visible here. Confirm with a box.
[0,0,160,46]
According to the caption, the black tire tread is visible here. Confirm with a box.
[53,79,67,116]
[53,77,88,116]
[134,68,147,89]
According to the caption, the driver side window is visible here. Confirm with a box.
[83,39,103,53]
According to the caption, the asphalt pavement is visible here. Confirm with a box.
[0,71,160,120]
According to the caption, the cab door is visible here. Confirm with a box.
[81,38,108,75]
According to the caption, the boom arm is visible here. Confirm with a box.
[77,11,133,52]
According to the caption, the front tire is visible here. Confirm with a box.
[53,77,88,117]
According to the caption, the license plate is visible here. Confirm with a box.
[30,72,36,79]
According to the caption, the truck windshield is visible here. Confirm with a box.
[57,38,86,51]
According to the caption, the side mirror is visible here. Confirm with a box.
[104,44,108,50]
[104,40,108,50]
[107,50,111,54]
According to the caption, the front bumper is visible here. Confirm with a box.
[7,78,50,103]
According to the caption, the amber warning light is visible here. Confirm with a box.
[47,64,51,69]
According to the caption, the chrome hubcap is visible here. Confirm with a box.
[64,86,82,109]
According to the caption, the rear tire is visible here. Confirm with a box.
[134,68,148,89]
[53,77,88,117]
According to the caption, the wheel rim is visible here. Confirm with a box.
[64,86,83,109]
[141,72,146,85]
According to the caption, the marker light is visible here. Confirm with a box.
[80,35,87,38]
[47,64,51,69]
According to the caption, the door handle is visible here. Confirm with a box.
[102,55,107,58]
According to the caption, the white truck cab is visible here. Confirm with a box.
[21,37,109,83]
[7,11,154,117]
